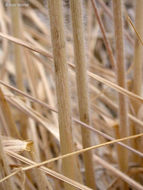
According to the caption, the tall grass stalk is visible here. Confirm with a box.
[0,2,8,79]
[47,0,82,189]
[10,0,27,138]
[112,0,129,173]
[70,0,96,189]
[10,3,51,189]
[131,0,143,157]
[10,0,24,91]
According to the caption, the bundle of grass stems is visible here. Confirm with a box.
[0,0,143,189]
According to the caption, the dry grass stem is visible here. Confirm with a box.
[70,0,96,188]
[112,0,129,173]
[0,1,143,189]
[47,0,82,189]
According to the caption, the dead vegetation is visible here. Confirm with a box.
[0,0,143,190]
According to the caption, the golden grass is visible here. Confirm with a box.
[0,0,143,190]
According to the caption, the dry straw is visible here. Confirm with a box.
[0,0,143,190]
[47,0,82,189]
[70,0,95,188]
[112,0,129,173]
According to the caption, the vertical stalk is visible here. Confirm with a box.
[131,0,143,155]
[10,0,27,138]
[70,0,96,189]
[10,3,49,189]
[112,0,129,173]
[10,0,24,91]
[47,0,82,189]
[133,0,143,98]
